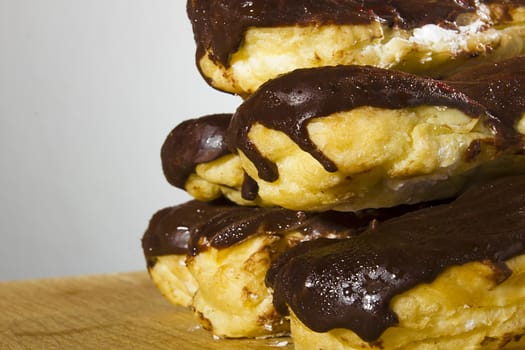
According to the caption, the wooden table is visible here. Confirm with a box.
[0,272,292,349]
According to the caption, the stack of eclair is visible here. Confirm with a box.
[142,1,525,349]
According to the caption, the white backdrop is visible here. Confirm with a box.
[0,1,240,280]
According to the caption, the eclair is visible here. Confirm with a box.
[142,199,375,337]
[163,58,525,211]
[188,0,525,96]
[267,174,525,350]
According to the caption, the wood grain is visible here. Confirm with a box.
[0,272,292,349]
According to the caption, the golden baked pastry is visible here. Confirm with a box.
[188,0,525,96]
[267,174,525,350]
[163,59,525,211]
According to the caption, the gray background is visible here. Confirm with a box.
[0,1,240,280]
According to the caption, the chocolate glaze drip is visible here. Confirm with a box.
[227,65,488,183]
[141,198,443,265]
[187,0,481,68]
[267,174,525,342]
[161,114,231,189]
[241,173,259,201]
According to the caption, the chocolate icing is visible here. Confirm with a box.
[141,199,353,264]
[227,59,524,186]
[161,114,231,189]
[187,0,480,68]
[141,198,442,265]
[267,174,525,342]
[447,57,525,151]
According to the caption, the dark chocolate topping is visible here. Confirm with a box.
[141,198,440,262]
[141,199,353,260]
[161,114,231,189]
[447,56,525,151]
[267,174,525,342]
[227,65,488,183]
[241,173,259,201]
[187,0,481,67]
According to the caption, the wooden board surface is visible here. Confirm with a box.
[0,272,292,349]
